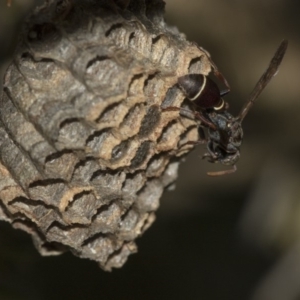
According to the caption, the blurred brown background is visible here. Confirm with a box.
[0,0,300,299]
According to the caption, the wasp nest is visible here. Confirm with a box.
[0,0,211,270]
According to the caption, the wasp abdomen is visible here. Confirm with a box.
[178,74,223,109]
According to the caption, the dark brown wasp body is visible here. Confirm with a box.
[165,40,288,176]
[178,74,229,110]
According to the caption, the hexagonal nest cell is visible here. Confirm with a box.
[0,0,212,270]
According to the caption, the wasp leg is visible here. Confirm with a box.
[220,89,230,97]
[178,138,207,149]
[194,43,231,94]
[161,106,217,130]
[174,127,207,157]
[198,126,206,141]
[202,153,219,164]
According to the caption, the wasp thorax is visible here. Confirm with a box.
[229,120,243,147]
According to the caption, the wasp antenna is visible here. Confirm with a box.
[238,39,288,122]
[207,165,237,176]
